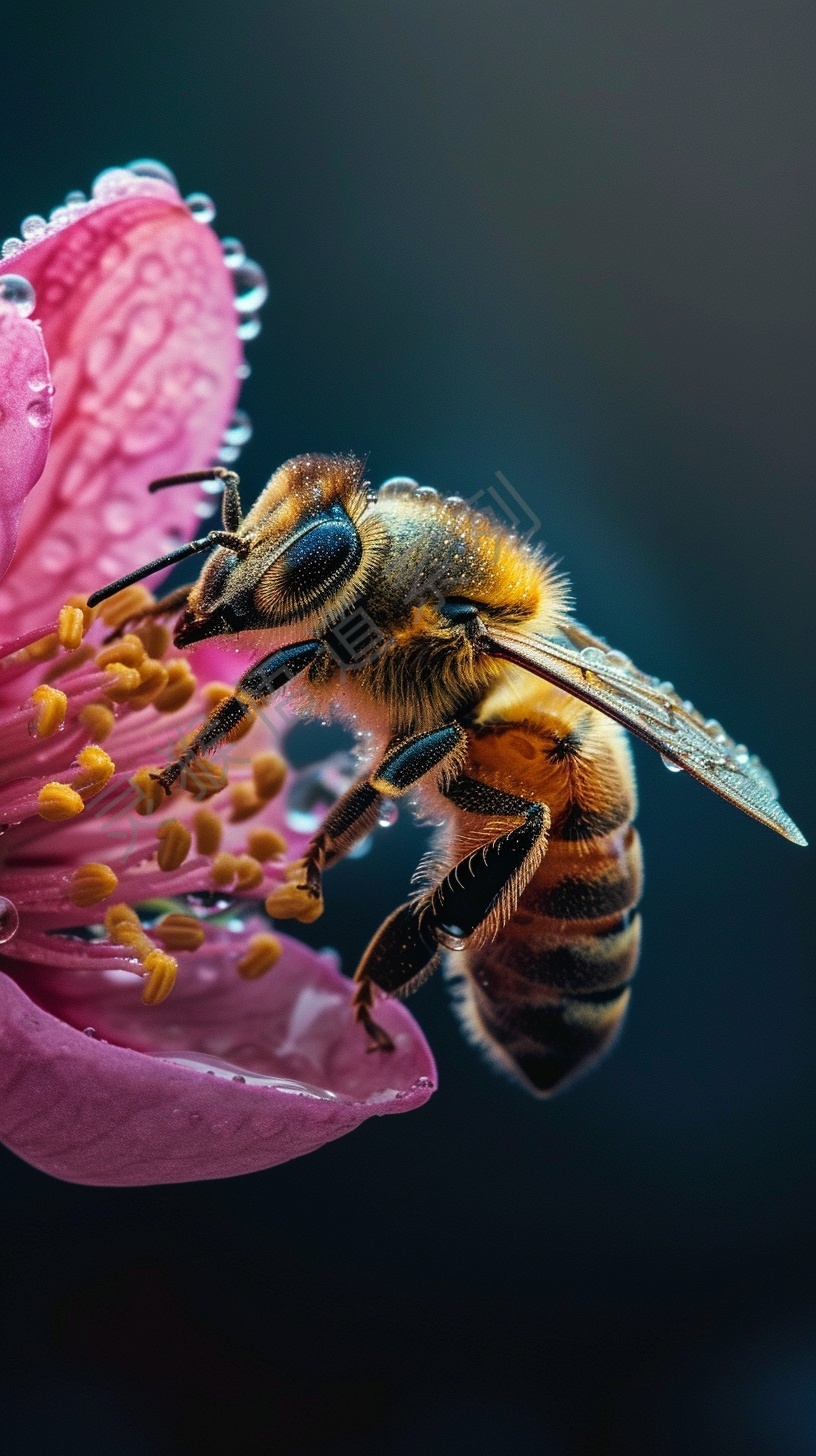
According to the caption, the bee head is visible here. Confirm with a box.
[174,455,385,645]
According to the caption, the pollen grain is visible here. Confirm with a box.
[37,782,85,821]
[70,862,119,907]
[30,684,68,738]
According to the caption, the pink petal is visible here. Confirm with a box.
[0,933,435,1185]
[0,175,241,636]
[0,303,53,581]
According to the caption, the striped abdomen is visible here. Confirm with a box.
[448,686,643,1095]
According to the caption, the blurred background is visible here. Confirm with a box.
[2,2,815,1451]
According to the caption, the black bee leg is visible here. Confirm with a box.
[152,641,323,795]
[353,777,549,1045]
[101,584,193,643]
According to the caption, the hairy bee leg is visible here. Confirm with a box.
[101,585,193,643]
[152,640,322,794]
[352,777,548,1046]
[294,723,469,906]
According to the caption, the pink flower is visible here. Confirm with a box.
[0,164,435,1186]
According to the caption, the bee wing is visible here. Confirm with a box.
[478,620,806,846]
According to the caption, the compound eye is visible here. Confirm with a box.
[256,505,362,621]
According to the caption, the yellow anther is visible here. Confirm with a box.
[72,745,115,798]
[153,659,197,713]
[252,751,287,802]
[135,620,170,659]
[46,644,96,681]
[70,862,119,908]
[65,594,96,630]
[99,584,153,629]
[129,658,169,709]
[184,755,228,800]
[265,875,324,924]
[141,949,178,1005]
[153,913,205,952]
[201,681,233,709]
[57,604,86,651]
[156,818,192,871]
[229,781,263,823]
[78,703,116,741]
[211,851,239,888]
[130,766,166,816]
[193,806,223,855]
[235,854,264,891]
[30,684,67,738]
[104,902,141,935]
[26,632,59,661]
[102,662,143,701]
[96,634,146,670]
[246,827,286,862]
[37,782,85,822]
[237,933,282,980]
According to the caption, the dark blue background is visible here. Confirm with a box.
[1,3,814,1451]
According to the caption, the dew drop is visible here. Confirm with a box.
[185,191,216,224]
[0,897,19,944]
[91,167,136,200]
[20,214,47,241]
[221,236,246,268]
[236,314,262,341]
[236,361,251,380]
[216,444,241,464]
[660,754,684,773]
[27,398,51,428]
[378,800,399,828]
[580,646,607,666]
[231,1074,246,1084]
[0,274,36,317]
[126,158,178,187]
[64,189,87,206]
[83,1027,98,1038]
[1,238,23,259]
[194,500,218,519]
[232,258,268,314]
[606,650,632,670]
[415,485,439,500]
[223,408,252,448]
[379,476,419,496]
[48,205,70,227]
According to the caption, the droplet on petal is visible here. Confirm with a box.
[232,259,268,314]
[236,315,261,341]
[1,239,23,259]
[220,236,245,268]
[222,408,252,448]
[0,897,20,945]
[125,158,178,187]
[20,215,47,241]
[185,192,216,224]
[26,398,51,428]
[0,275,36,317]
[378,801,399,828]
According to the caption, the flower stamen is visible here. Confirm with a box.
[70,862,119,907]
[237,933,282,979]
[30,684,68,738]
[156,819,192,871]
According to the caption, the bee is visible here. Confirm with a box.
[88,454,806,1095]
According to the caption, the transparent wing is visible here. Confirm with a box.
[478,620,806,846]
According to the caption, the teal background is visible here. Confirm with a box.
[1,3,814,1452]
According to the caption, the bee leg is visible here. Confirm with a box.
[353,778,548,1048]
[278,724,468,923]
[152,640,323,795]
[101,584,193,643]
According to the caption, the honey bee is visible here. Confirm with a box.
[88,455,806,1095]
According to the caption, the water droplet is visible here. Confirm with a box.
[236,361,251,380]
[48,205,70,227]
[185,191,216,224]
[0,274,36,317]
[223,408,252,448]
[27,398,51,428]
[231,1074,246,1084]
[194,500,219,518]
[216,444,241,464]
[438,924,467,951]
[126,158,178,187]
[83,1027,98,1038]
[580,646,607,666]
[415,486,439,500]
[221,236,245,268]
[660,754,684,773]
[658,682,676,697]
[734,744,750,765]
[20,214,47,241]
[378,800,399,828]
[379,476,418,496]
[232,258,268,314]
[606,650,632,670]
[0,897,19,944]
[1,238,23,258]
[92,167,137,200]
[64,189,87,206]
[236,314,262,341]
[445,494,466,506]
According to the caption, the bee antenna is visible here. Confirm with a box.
[87,530,247,608]
[148,468,240,495]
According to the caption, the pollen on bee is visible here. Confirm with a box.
[193,806,223,855]
[156,818,192,871]
[229,781,263,823]
[30,684,68,738]
[73,745,115,798]
[153,660,197,713]
[78,703,116,741]
[98,584,154,630]
[153,913,205,952]
[37,782,85,821]
[237,933,282,980]
[251,751,287,802]
[246,827,286,862]
[70,862,119,907]
[57,603,87,651]
[141,949,178,1005]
